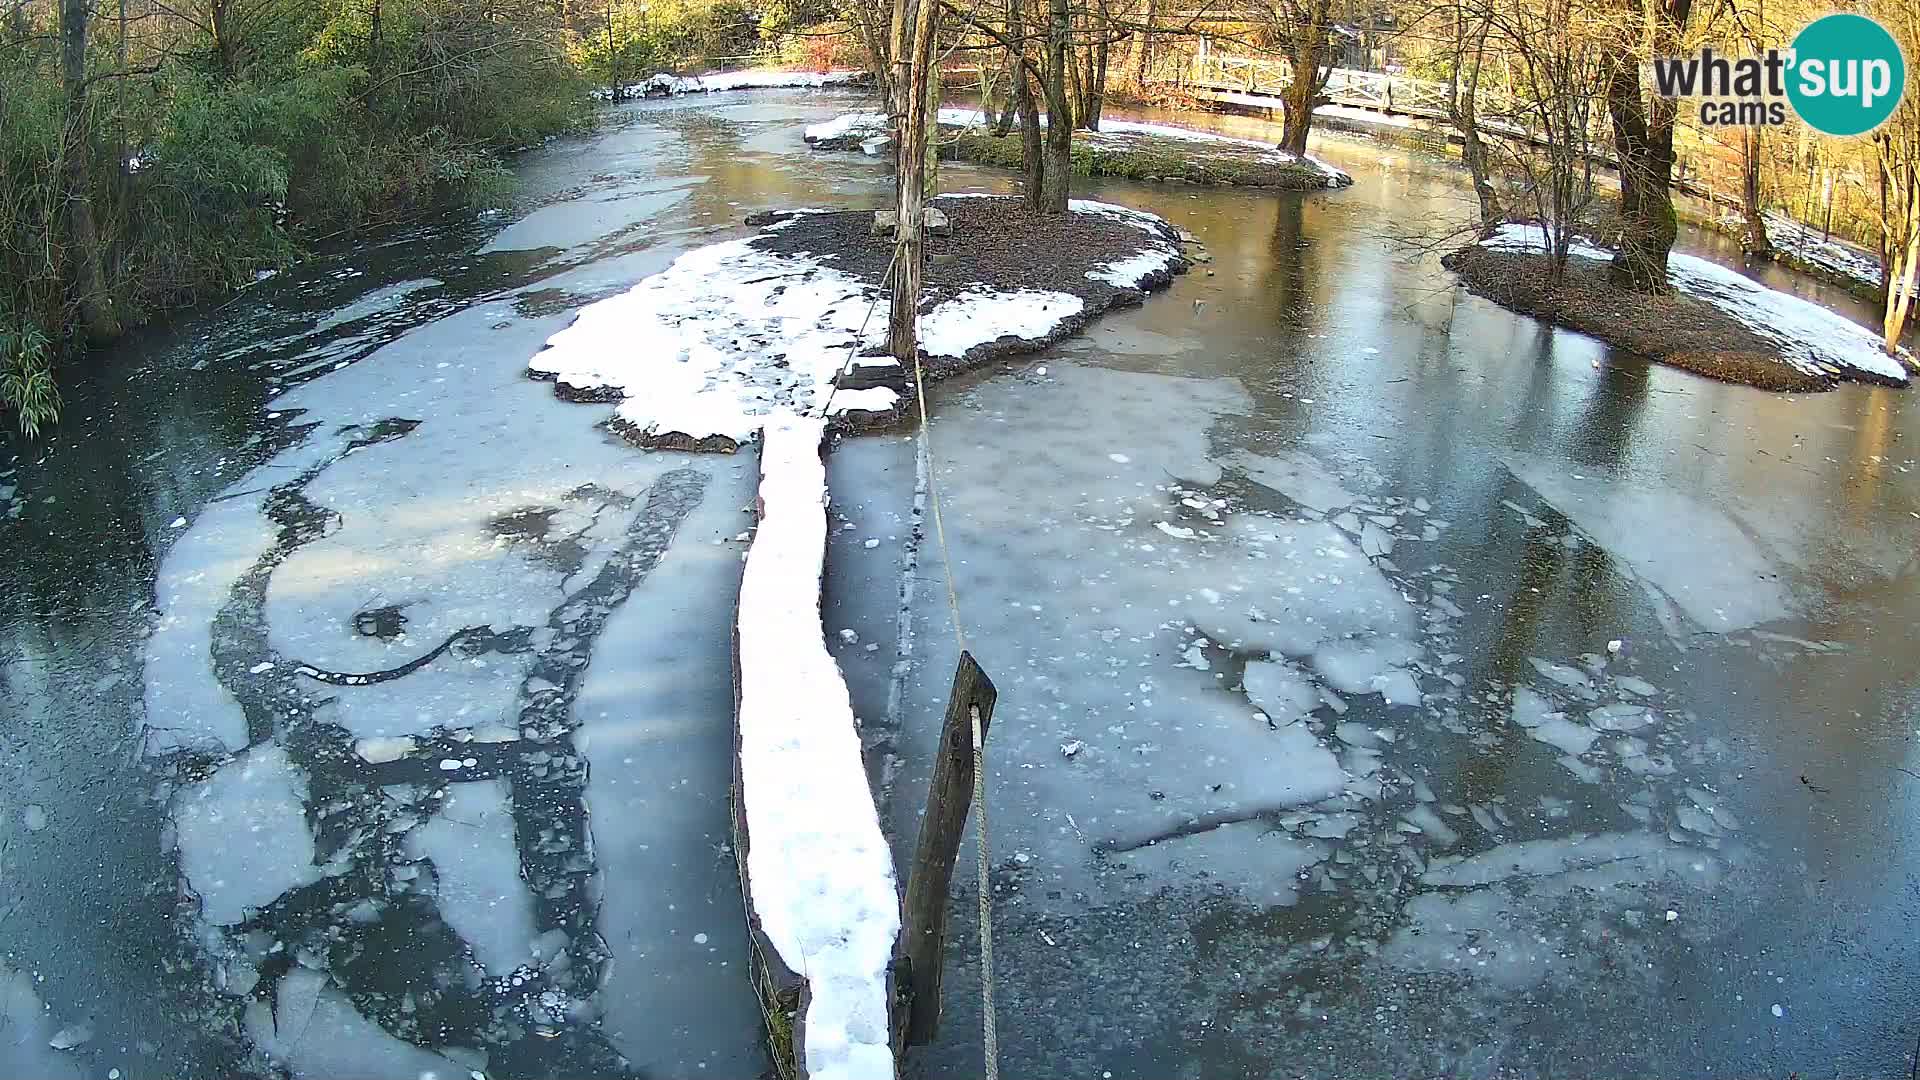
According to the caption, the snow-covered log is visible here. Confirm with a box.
[732,418,901,1080]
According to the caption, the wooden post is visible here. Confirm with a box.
[898,650,997,1047]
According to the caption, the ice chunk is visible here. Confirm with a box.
[1111,820,1325,905]
[172,744,319,925]
[1587,703,1656,731]
[1402,803,1460,847]
[1528,657,1590,689]
[1241,660,1318,726]
[1311,636,1421,698]
[405,779,538,977]
[1506,454,1795,631]
[246,969,472,1079]
[1528,716,1599,756]
[1509,686,1560,729]
[1229,449,1358,513]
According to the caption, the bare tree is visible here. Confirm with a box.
[61,0,119,341]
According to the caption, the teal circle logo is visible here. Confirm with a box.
[1787,13,1906,136]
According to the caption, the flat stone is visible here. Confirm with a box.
[870,211,897,238]
[926,206,952,235]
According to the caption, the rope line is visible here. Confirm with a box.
[906,287,997,1080]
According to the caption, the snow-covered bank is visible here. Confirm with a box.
[528,195,1190,448]
[1717,210,1882,292]
[1480,223,1912,386]
[591,68,868,101]
[804,109,1354,188]
[735,419,899,1080]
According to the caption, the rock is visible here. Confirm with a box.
[860,135,891,156]
[931,252,957,267]
[870,211,897,238]
[925,206,952,235]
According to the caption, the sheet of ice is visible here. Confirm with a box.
[1112,821,1325,905]
[404,780,537,977]
[1242,659,1319,725]
[145,495,278,754]
[1505,453,1794,631]
[172,744,320,925]
[1226,448,1360,513]
[573,457,763,1076]
[1190,518,1418,658]
[245,969,473,1078]
[0,966,85,1080]
[736,419,898,1080]
[1483,223,1911,383]
[1387,833,1721,989]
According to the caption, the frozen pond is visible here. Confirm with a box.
[1,88,1917,1080]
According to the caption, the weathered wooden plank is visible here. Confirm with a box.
[897,651,998,1047]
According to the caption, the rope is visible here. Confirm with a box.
[906,296,997,1080]
[818,248,901,422]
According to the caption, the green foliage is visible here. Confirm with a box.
[0,0,595,432]
[0,316,57,440]
[572,0,789,83]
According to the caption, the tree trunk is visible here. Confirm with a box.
[887,0,939,359]
[61,0,119,343]
[1086,0,1109,130]
[1132,0,1154,87]
[1006,0,1043,208]
[1885,177,1920,352]
[1740,126,1771,256]
[1450,20,1500,235]
[1278,0,1329,157]
[1603,0,1690,293]
[1039,0,1074,213]
[992,44,1018,136]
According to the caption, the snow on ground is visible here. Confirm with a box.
[1482,223,1912,384]
[1722,210,1882,288]
[804,110,1354,184]
[171,744,320,925]
[404,779,538,977]
[1505,452,1794,631]
[528,200,1182,444]
[736,419,899,1080]
[596,69,866,100]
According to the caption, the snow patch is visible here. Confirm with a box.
[602,69,867,100]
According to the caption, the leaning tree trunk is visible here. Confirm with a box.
[1740,126,1771,256]
[60,0,118,343]
[1447,15,1500,234]
[992,44,1018,135]
[1038,0,1074,213]
[1278,1,1329,158]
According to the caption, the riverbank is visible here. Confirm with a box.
[1445,224,1912,391]
[805,111,1352,190]
[526,193,1190,449]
